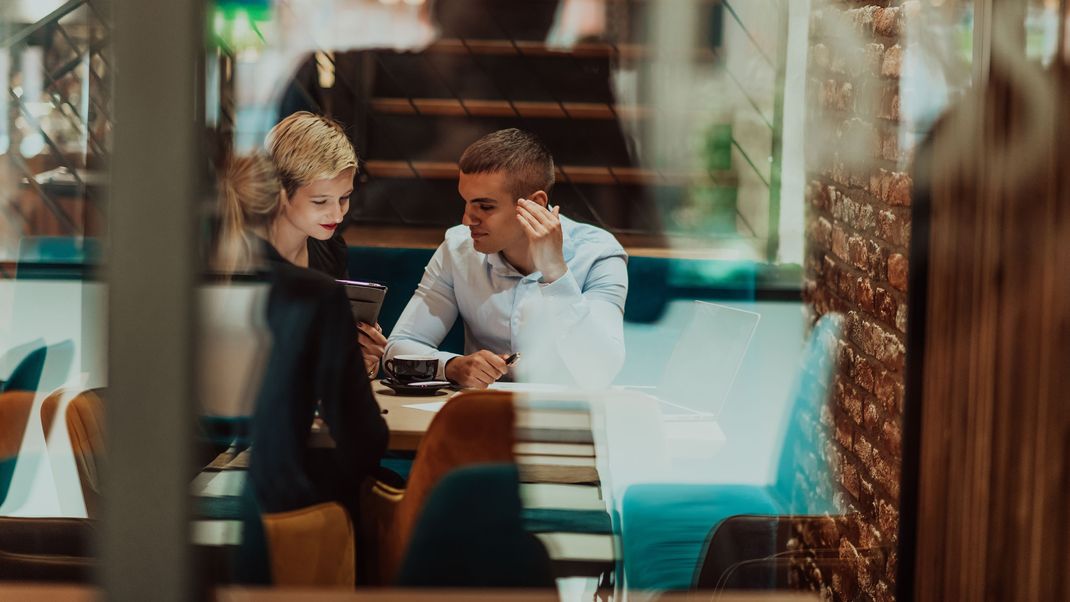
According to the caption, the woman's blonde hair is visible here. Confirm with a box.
[214,153,281,273]
[266,111,357,197]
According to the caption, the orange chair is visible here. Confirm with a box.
[261,502,356,587]
[361,390,517,585]
[41,390,106,519]
[0,391,36,509]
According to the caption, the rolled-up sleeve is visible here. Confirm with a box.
[516,254,628,388]
[384,243,461,380]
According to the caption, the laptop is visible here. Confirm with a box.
[653,301,760,421]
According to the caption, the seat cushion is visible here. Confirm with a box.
[620,483,782,591]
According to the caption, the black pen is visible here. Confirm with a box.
[505,353,520,366]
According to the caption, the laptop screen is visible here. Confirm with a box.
[656,301,760,418]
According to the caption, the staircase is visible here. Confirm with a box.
[269,0,787,259]
[0,0,109,257]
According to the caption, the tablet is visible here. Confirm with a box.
[337,279,388,325]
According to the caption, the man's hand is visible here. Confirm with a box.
[357,322,387,377]
[445,350,510,389]
[516,198,567,283]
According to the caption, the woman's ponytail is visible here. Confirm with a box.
[214,154,281,274]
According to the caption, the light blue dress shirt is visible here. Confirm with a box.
[384,215,629,388]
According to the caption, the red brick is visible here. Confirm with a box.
[836,336,851,365]
[856,551,874,593]
[854,433,874,465]
[832,224,849,261]
[815,216,833,248]
[812,42,830,70]
[875,287,898,325]
[877,209,910,247]
[838,379,864,425]
[854,355,876,392]
[873,6,901,37]
[847,236,868,271]
[864,43,885,74]
[877,498,899,537]
[888,172,912,206]
[875,370,898,412]
[808,180,828,211]
[858,521,881,550]
[896,302,908,333]
[875,579,893,602]
[842,462,860,500]
[868,240,888,280]
[837,267,854,300]
[879,127,899,161]
[848,313,906,370]
[882,419,902,457]
[845,5,879,34]
[859,473,875,505]
[888,252,908,290]
[880,85,900,121]
[850,276,871,312]
[885,548,899,581]
[863,401,880,432]
[872,456,900,499]
[881,43,902,78]
[822,255,837,284]
[869,169,890,202]
[840,117,878,164]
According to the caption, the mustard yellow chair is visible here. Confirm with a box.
[261,501,356,587]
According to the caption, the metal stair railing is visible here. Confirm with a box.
[1,0,110,238]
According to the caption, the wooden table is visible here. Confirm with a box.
[199,381,615,578]
[373,382,611,575]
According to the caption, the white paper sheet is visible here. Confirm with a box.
[488,382,570,393]
[402,401,447,412]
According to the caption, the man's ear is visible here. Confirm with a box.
[529,190,549,208]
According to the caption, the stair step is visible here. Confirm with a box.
[371,98,655,120]
[426,38,717,61]
[364,160,737,187]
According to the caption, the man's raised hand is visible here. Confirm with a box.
[516,198,567,283]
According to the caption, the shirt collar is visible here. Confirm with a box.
[483,215,577,278]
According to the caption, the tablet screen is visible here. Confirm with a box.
[337,280,387,325]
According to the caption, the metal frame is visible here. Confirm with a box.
[101,0,201,599]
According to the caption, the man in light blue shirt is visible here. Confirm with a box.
[384,129,628,389]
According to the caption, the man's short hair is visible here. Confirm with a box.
[458,128,555,200]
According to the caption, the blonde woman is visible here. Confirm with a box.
[265,111,387,378]
[215,154,386,584]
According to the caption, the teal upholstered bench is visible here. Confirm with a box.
[346,246,762,334]
[618,315,842,591]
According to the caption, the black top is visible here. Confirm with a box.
[308,234,349,280]
[247,240,386,513]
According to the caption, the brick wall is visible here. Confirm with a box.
[798,1,917,600]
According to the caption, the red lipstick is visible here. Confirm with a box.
[320,223,338,231]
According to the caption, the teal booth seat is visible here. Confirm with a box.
[346,245,764,339]
[346,246,465,355]
[14,237,100,280]
[618,314,842,591]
